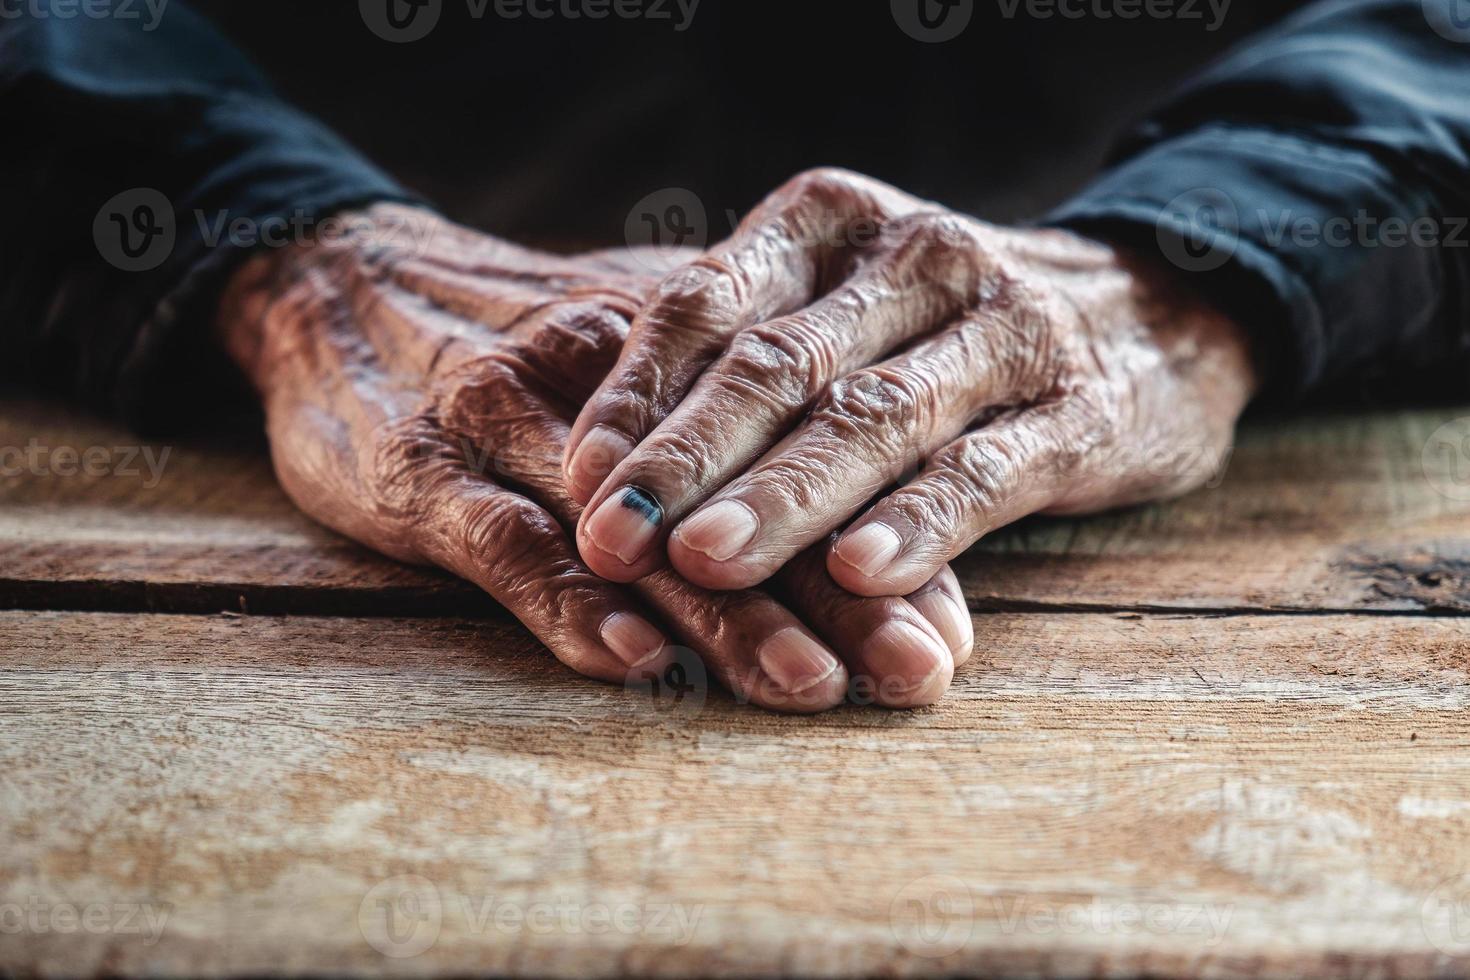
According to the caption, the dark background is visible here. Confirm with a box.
[191,0,1309,245]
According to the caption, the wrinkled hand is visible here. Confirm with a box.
[564,169,1258,595]
[216,203,972,710]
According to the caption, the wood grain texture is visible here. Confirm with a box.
[4,610,1470,978]
[4,400,1470,614]
[0,400,488,616]
[965,410,1470,613]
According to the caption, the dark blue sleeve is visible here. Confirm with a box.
[0,3,416,430]
[1048,0,1470,400]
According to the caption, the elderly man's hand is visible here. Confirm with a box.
[564,169,1259,595]
[215,203,971,710]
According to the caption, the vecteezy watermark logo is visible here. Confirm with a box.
[994,0,1231,31]
[892,0,974,42]
[359,874,443,958]
[458,895,703,940]
[360,0,442,42]
[1156,187,1239,273]
[1157,197,1470,275]
[624,187,709,272]
[93,188,175,273]
[1422,417,1470,502]
[0,898,172,946]
[494,0,700,29]
[1423,872,1470,957]
[889,881,1234,959]
[1425,0,1470,43]
[0,440,172,488]
[96,196,441,272]
[358,876,703,958]
[889,875,974,958]
[990,896,1233,944]
[0,0,170,31]
[623,645,708,720]
[361,0,698,41]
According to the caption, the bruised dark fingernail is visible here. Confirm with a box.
[568,425,633,494]
[833,522,902,578]
[586,486,662,564]
[599,612,667,668]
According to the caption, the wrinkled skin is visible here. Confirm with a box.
[565,169,1259,595]
[216,203,973,711]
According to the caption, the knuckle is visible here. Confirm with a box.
[718,317,835,414]
[746,454,839,513]
[959,287,1070,400]
[768,168,886,245]
[643,570,726,634]
[437,354,526,422]
[596,366,667,429]
[819,370,909,425]
[813,367,938,453]
[455,492,557,572]
[456,497,611,634]
[365,416,451,522]
[647,260,747,337]
[880,211,990,306]
[1040,400,1101,477]
[931,435,1027,519]
[907,211,981,253]
[442,348,527,389]
[630,427,725,498]
[517,573,605,641]
[781,166,861,202]
[884,477,962,540]
[538,302,629,362]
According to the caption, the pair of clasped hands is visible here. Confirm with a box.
[218,169,1257,712]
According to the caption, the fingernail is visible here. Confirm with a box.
[569,426,634,489]
[833,522,903,578]
[600,612,667,667]
[861,622,950,695]
[910,589,973,659]
[757,627,841,695]
[585,487,663,564]
[674,499,759,562]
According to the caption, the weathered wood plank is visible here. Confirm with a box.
[0,400,488,616]
[4,610,1470,977]
[4,400,1470,613]
[966,409,1470,613]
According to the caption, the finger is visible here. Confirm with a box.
[829,403,1087,596]
[563,168,925,504]
[397,361,682,683]
[500,301,632,407]
[443,380,851,714]
[905,565,974,669]
[347,255,619,386]
[573,220,983,582]
[776,549,959,709]
[285,413,668,687]
[420,476,677,682]
[639,570,850,713]
[666,306,1054,590]
[384,255,566,331]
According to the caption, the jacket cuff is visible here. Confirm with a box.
[1046,124,1444,397]
[107,93,421,432]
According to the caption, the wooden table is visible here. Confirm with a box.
[4,399,1470,978]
